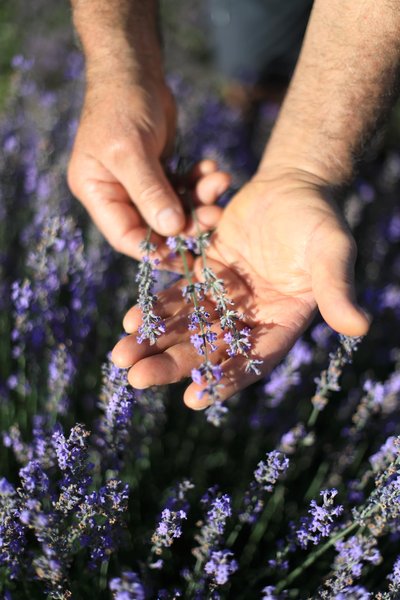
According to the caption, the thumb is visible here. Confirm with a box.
[311,230,371,337]
[114,147,185,236]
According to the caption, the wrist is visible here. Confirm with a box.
[259,134,354,190]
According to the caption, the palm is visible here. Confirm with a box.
[112,177,368,409]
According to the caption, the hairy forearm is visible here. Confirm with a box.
[71,0,164,84]
[261,0,400,186]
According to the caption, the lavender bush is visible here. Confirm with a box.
[1,3,400,598]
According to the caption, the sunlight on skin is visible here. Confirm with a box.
[112,172,371,411]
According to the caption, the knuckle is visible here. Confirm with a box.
[106,130,148,163]
[106,138,133,162]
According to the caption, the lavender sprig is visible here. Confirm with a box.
[201,266,262,376]
[175,238,226,426]
[136,228,166,345]
[151,480,194,562]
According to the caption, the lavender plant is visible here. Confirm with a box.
[2,4,400,598]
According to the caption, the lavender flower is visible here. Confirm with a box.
[172,237,225,423]
[96,357,135,468]
[151,480,193,559]
[109,571,145,600]
[240,451,289,523]
[322,535,381,594]
[193,491,232,563]
[202,266,262,375]
[152,508,187,552]
[388,556,400,593]
[204,549,238,586]
[136,235,165,345]
[47,343,76,415]
[369,436,398,473]
[354,437,400,537]
[261,587,279,600]
[312,334,363,411]
[263,340,312,407]
[296,489,344,549]
[254,451,290,492]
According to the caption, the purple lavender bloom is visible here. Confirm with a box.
[312,335,363,411]
[188,306,212,331]
[96,357,138,469]
[79,479,129,567]
[193,491,232,565]
[240,451,290,523]
[47,343,76,415]
[204,549,238,585]
[151,480,193,558]
[191,368,203,385]
[369,436,398,472]
[388,555,400,588]
[278,424,306,455]
[19,460,49,494]
[0,478,15,495]
[190,333,206,355]
[152,508,187,550]
[136,237,165,345]
[205,400,228,427]
[330,534,381,592]
[264,340,312,407]
[109,571,145,600]
[296,489,344,549]
[166,236,178,252]
[261,587,279,600]
[182,283,206,303]
[254,451,290,492]
[205,493,232,535]
[224,327,251,357]
[332,586,371,599]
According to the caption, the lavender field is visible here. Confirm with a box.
[1,2,400,599]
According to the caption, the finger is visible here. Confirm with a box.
[74,178,155,259]
[183,321,303,410]
[127,342,203,389]
[182,205,223,236]
[311,231,371,337]
[113,147,186,236]
[188,159,218,182]
[122,280,190,333]
[193,171,231,206]
[113,298,217,366]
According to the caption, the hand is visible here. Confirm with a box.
[112,168,370,409]
[68,77,230,261]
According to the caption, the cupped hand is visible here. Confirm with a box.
[112,169,370,409]
[67,78,230,261]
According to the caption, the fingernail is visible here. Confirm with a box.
[156,207,183,235]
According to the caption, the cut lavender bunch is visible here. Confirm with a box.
[162,180,262,425]
[136,228,166,345]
